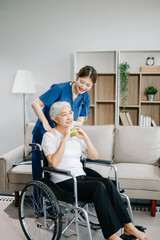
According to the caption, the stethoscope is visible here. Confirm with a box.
[71,82,88,120]
[78,94,88,120]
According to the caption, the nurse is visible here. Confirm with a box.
[31,65,97,180]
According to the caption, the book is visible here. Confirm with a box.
[119,112,129,126]
[125,112,133,126]
[123,112,130,126]
[143,116,146,126]
[148,117,152,127]
[151,119,157,127]
[119,112,125,125]
[140,115,143,126]
[145,116,149,126]
[140,115,152,127]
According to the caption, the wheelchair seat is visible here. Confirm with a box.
[42,178,75,204]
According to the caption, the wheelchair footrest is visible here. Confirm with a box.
[120,225,147,240]
[135,225,146,232]
[120,234,136,240]
[90,222,101,230]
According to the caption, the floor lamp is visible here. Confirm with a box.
[12,70,36,142]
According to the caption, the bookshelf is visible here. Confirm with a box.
[74,50,160,126]
[119,50,160,126]
[140,73,160,126]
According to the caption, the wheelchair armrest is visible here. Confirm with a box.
[42,166,79,206]
[85,158,113,166]
[84,158,119,192]
[42,166,72,176]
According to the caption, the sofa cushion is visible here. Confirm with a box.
[82,125,114,160]
[109,163,160,191]
[25,122,36,158]
[114,126,160,165]
[8,165,32,184]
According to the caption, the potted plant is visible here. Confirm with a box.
[119,62,130,108]
[145,86,158,101]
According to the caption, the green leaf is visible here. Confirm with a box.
[119,62,130,108]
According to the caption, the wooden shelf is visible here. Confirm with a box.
[141,101,160,104]
[84,106,95,125]
[74,50,160,126]
[141,72,160,75]
[97,100,116,103]
[120,105,139,108]
[141,74,160,102]
[120,74,140,106]
[141,104,160,126]
[88,85,95,105]
[98,72,116,75]
[97,74,116,101]
[140,72,160,125]
[119,50,160,126]
[97,102,115,125]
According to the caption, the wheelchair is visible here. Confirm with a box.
[18,143,146,240]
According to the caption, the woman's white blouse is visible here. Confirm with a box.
[41,129,87,183]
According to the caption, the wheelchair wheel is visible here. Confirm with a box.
[18,180,62,240]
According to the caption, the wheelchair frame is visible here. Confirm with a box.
[18,143,144,240]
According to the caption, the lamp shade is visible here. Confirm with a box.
[12,70,36,93]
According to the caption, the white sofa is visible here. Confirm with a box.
[0,123,160,216]
[82,125,160,217]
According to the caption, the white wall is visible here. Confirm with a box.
[0,0,160,155]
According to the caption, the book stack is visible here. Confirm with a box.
[119,112,133,126]
[140,115,157,127]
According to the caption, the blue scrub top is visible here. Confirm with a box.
[32,81,90,137]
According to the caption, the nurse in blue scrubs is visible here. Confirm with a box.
[31,65,97,180]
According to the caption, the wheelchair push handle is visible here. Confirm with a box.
[28,143,42,155]
[29,143,42,151]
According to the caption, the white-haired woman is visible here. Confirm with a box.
[41,101,149,240]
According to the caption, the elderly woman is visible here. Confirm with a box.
[41,101,148,240]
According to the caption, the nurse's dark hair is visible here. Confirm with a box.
[77,65,97,84]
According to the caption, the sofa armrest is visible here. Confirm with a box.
[0,145,24,190]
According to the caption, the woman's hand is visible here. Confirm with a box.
[76,127,98,160]
[63,127,72,141]
[32,98,57,136]
[42,121,57,136]
[76,127,88,141]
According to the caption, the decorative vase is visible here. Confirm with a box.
[148,94,154,101]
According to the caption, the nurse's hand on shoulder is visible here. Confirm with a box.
[43,122,57,136]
